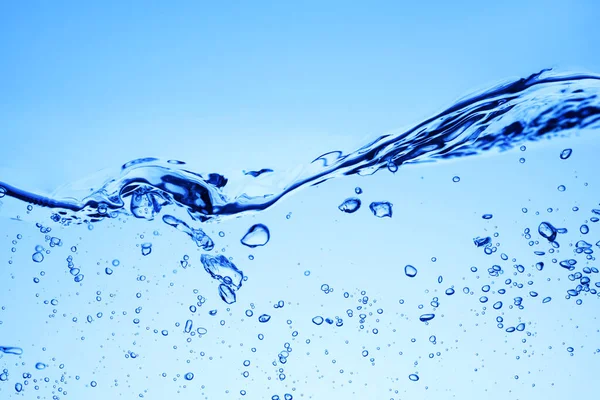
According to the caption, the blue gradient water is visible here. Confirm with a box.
[1,66,600,399]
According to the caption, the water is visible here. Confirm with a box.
[0,69,600,399]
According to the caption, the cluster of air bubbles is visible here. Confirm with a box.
[201,254,244,304]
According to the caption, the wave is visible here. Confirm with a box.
[1,69,599,234]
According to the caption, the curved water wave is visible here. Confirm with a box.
[1,69,599,231]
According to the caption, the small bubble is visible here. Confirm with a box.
[35,362,47,370]
[184,372,194,380]
[560,148,573,159]
[32,252,44,263]
[387,160,398,173]
[482,214,493,220]
[452,176,460,182]
[355,187,363,194]
[557,185,566,192]
[258,314,271,323]
[408,373,419,381]
[141,243,152,256]
[419,313,435,322]
[404,265,418,278]
[580,224,589,234]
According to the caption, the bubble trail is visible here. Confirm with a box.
[200,254,244,290]
[162,215,214,250]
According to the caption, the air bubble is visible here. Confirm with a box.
[404,265,418,278]
[241,224,271,248]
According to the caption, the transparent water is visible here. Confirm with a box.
[1,70,599,399]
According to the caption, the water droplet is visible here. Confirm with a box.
[141,242,152,256]
[184,319,193,333]
[32,252,44,263]
[482,214,493,220]
[35,362,47,370]
[560,148,572,159]
[419,313,435,322]
[580,224,589,234]
[312,316,324,325]
[218,283,237,304]
[184,372,194,380]
[536,262,544,271]
[369,202,392,218]
[355,187,363,194]
[258,314,271,323]
[452,176,460,182]
[404,265,418,278]
[538,221,557,242]
[409,373,420,381]
[338,198,361,213]
[558,185,566,192]
[241,224,271,248]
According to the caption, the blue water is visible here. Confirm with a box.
[1,69,600,399]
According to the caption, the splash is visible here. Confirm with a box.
[1,69,599,238]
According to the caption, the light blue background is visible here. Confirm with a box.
[1,1,599,189]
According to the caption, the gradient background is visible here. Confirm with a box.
[1,1,600,400]
[1,1,599,189]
